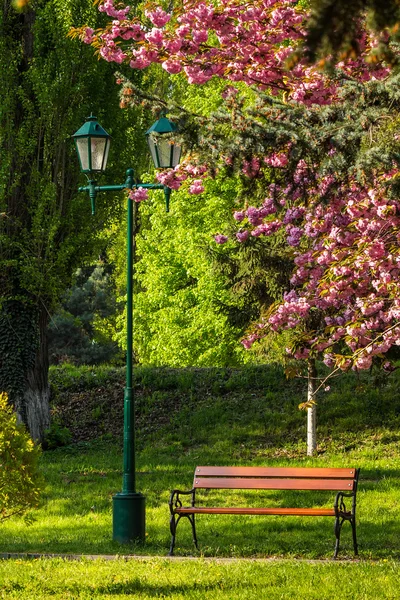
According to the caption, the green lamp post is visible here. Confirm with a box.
[73,114,181,544]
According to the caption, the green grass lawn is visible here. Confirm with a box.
[1,364,400,559]
[1,557,400,599]
[0,435,399,560]
[1,364,400,597]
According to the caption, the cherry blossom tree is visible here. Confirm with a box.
[73,0,400,452]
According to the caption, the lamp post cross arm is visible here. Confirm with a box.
[77,169,171,214]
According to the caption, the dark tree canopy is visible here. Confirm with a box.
[0,0,142,441]
[305,0,400,63]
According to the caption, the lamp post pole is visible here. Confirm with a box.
[73,114,180,543]
[77,170,171,543]
[112,170,144,543]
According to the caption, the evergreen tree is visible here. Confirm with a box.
[305,0,400,63]
[48,265,121,365]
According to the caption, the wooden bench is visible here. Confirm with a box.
[168,466,360,557]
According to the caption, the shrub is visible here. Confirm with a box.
[44,421,72,450]
[0,392,42,522]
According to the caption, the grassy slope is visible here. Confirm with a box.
[1,364,400,598]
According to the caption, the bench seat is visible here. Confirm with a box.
[175,507,338,516]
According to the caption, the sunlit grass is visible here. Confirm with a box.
[1,365,400,559]
[1,557,400,599]
[0,435,399,559]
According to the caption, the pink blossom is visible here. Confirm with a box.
[192,29,208,44]
[156,169,183,190]
[129,187,149,203]
[165,39,183,52]
[355,355,373,370]
[189,180,205,194]
[236,230,250,242]
[145,28,164,46]
[241,333,259,349]
[264,153,288,168]
[233,211,245,222]
[99,0,130,21]
[162,59,182,74]
[215,234,228,244]
[100,45,127,63]
[145,8,171,27]
[83,28,94,44]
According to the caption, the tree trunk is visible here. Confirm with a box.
[0,301,51,444]
[307,358,317,456]
[18,306,50,443]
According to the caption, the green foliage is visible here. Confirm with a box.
[305,0,400,64]
[43,421,72,450]
[0,392,42,522]
[0,301,38,399]
[48,265,122,365]
[95,70,292,368]
[0,0,147,436]
[105,172,291,367]
[133,177,248,366]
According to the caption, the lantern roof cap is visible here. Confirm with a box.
[72,115,111,139]
[145,116,177,136]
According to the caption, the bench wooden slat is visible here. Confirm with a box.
[193,477,355,491]
[194,466,356,479]
[175,507,338,516]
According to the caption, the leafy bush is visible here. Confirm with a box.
[0,392,42,522]
[43,421,72,450]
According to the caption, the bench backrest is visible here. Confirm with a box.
[193,466,359,491]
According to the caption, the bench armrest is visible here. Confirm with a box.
[169,489,196,514]
[334,491,356,517]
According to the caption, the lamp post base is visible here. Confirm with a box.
[112,492,146,543]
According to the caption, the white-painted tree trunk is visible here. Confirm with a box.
[307,359,317,456]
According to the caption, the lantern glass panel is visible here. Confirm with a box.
[91,137,109,172]
[103,138,110,170]
[172,143,182,168]
[76,138,90,172]
[156,137,175,168]
[147,135,159,169]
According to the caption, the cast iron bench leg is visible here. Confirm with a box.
[334,516,343,559]
[188,514,198,550]
[169,513,179,556]
[351,518,358,556]
[169,513,198,556]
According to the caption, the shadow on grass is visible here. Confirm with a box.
[170,512,400,559]
[94,579,250,596]
[2,508,399,559]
